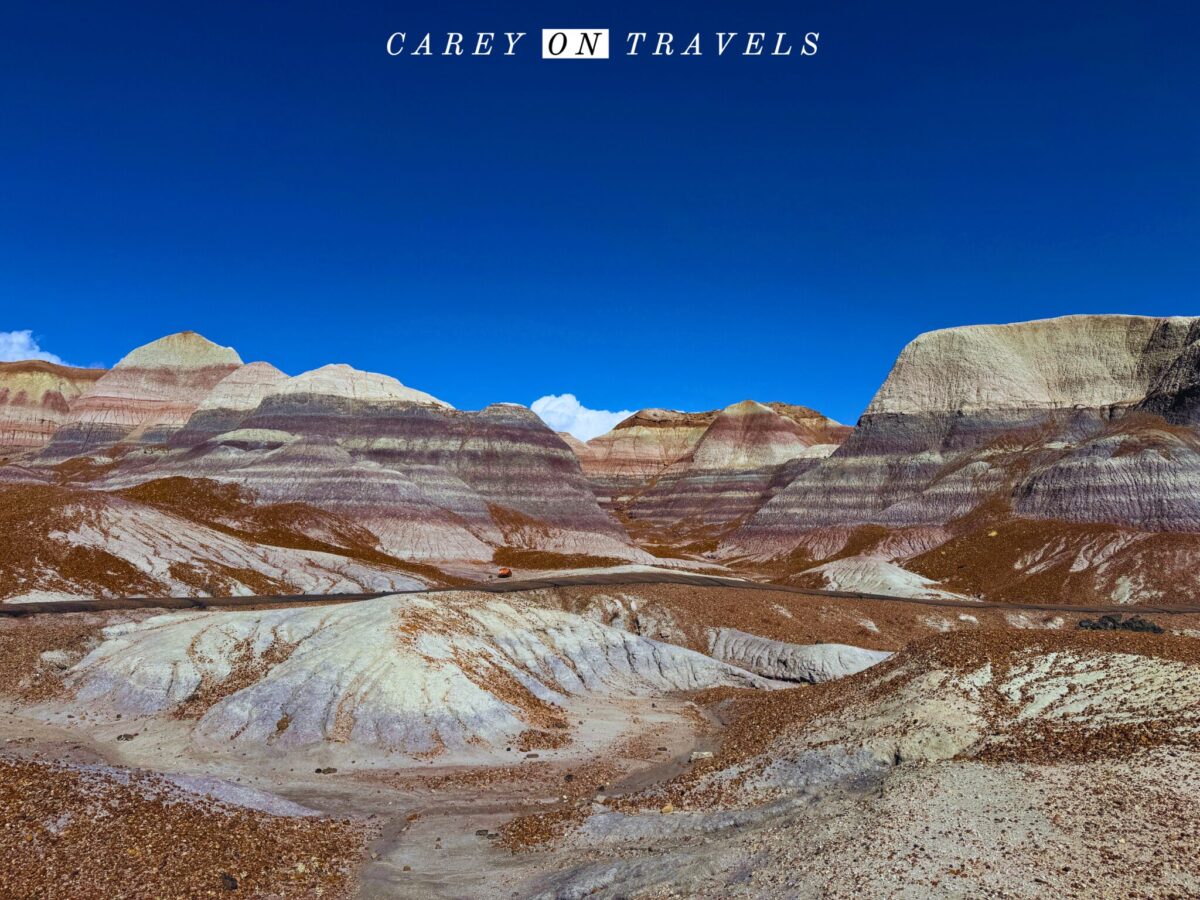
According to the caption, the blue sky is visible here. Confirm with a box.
[2,1,1197,429]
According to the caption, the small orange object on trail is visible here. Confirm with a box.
[497,567,513,579]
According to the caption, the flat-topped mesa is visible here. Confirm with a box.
[858,314,1200,451]
[731,314,1200,556]
[0,361,106,456]
[40,332,243,460]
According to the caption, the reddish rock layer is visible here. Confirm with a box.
[719,315,1200,605]
[41,332,242,459]
[0,361,105,457]
[571,400,848,542]
[169,361,291,447]
[98,367,644,564]
[732,316,1200,557]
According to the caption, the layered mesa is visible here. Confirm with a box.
[0,332,647,601]
[6,314,1200,605]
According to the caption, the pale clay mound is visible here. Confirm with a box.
[114,331,244,369]
[272,363,452,407]
[797,555,973,601]
[195,361,290,412]
[59,501,425,595]
[66,593,770,756]
[522,634,1200,900]
[707,629,891,683]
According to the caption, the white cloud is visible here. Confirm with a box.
[0,330,66,364]
[531,393,633,442]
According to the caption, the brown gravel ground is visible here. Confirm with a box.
[0,484,162,600]
[117,477,459,586]
[0,755,371,899]
[500,627,1200,845]
[908,514,1200,607]
[0,614,109,702]
[538,582,1197,654]
[677,628,1200,787]
[496,736,658,850]
[636,750,1200,899]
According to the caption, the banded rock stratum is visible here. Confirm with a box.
[5,315,1200,605]
[9,317,1200,900]
[0,360,104,456]
[722,315,1200,604]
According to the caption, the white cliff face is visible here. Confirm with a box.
[867,315,1200,415]
[67,593,768,756]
